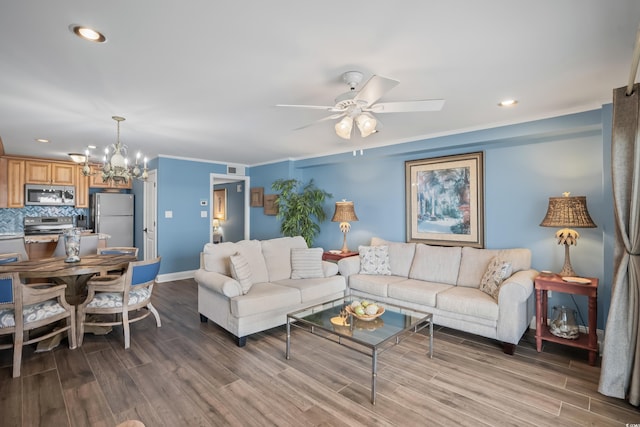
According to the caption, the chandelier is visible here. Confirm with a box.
[81,116,148,183]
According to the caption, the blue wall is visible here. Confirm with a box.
[153,157,227,274]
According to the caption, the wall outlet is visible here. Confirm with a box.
[165,211,173,218]
[548,290,553,298]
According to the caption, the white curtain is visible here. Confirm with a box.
[599,83,640,406]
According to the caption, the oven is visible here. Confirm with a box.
[24,216,74,235]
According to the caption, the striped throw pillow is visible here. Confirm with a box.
[229,252,253,294]
[290,248,324,279]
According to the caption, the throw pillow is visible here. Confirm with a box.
[291,247,324,279]
[229,252,253,294]
[479,256,513,300]
[359,245,392,275]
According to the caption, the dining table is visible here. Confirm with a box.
[0,253,136,305]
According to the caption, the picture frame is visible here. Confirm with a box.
[250,187,264,207]
[405,151,484,248]
[263,194,278,216]
[213,188,227,221]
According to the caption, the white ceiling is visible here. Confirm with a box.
[1,1,639,166]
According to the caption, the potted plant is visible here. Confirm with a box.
[271,178,332,247]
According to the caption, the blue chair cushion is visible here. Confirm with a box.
[0,299,67,328]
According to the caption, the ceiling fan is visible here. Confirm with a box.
[277,71,445,140]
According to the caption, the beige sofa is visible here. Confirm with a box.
[337,238,538,354]
[195,236,346,346]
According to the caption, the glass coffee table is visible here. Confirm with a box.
[286,297,433,404]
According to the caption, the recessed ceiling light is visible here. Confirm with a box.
[87,145,96,149]
[498,99,518,107]
[70,24,106,43]
[35,138,49,143]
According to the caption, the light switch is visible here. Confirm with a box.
[201,211,207,218]
[165,211,173,218]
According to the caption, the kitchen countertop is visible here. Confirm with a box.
[24,232,111,243]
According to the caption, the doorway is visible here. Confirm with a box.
[210,173,250,243]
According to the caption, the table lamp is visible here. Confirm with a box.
[331,200,359,253]
[213,219,220,232]
[539,192,596,277]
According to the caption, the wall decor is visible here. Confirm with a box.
[263,194,278,216]
[405,151,484,248]
[213,188,227,220]
[250,187,264,207]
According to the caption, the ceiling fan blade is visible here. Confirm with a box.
[367,99,445,113]
[353,75,399,106]
[276,104,343,112]
[293,113,345,130]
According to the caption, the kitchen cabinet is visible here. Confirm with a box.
[7,158,25,208]
[75,165,89,208]
[25,160,75,185]
[88,164,132,189]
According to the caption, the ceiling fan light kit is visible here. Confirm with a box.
[278,70,444,140]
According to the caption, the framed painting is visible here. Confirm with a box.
[405,152,484,248]
[263,194,278,216]
[250,187,264,207]
[213,188,227,220]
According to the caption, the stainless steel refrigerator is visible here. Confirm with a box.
[91,193,134,247]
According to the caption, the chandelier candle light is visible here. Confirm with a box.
[539,192,597,277]
[80,116,148,184]
[331,200,358,253]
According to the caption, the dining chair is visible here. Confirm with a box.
[0,272,76,377]
[88,247,139,283]
[77,256,161,349]
[0,237,28,262]
[97,247,139,257]
[0,252,22,264]
[52,234,100,257]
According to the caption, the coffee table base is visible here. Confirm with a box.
[286,314,433,405]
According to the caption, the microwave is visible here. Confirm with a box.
[25,184,75,206]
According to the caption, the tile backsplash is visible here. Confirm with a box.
[0,207,89,233]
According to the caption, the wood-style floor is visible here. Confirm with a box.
[0,278,638,426]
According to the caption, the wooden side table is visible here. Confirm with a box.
[322,251,358,262]
[534,274,598,365]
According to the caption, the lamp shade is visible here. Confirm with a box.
[335,116,353,140]
[540,194,596,228]
[331,200,358,222]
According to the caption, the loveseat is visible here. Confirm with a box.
[337,238,538,354]
[195,236,346,346]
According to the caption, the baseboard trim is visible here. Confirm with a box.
[157,270,196,283]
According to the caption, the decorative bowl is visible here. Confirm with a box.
[345,305,385,321]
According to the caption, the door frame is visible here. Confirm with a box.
[143,169,157,260]
[209,173,250,242]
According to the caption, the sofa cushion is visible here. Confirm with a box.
[387,279,453,308]
[348,274,407,298]
[437,287,499,321]
[370,237,416,277]
[291,248,324,279]
[359,245,391,275]
[457,247,531,287]
[203,242,240,275]
[229,252,254,294]
[261,236,308,282]
[236,240,270,284]
[230,282,301,317]
[408,244,462,285]
[479,257,512,300]
[275,275,346,303]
